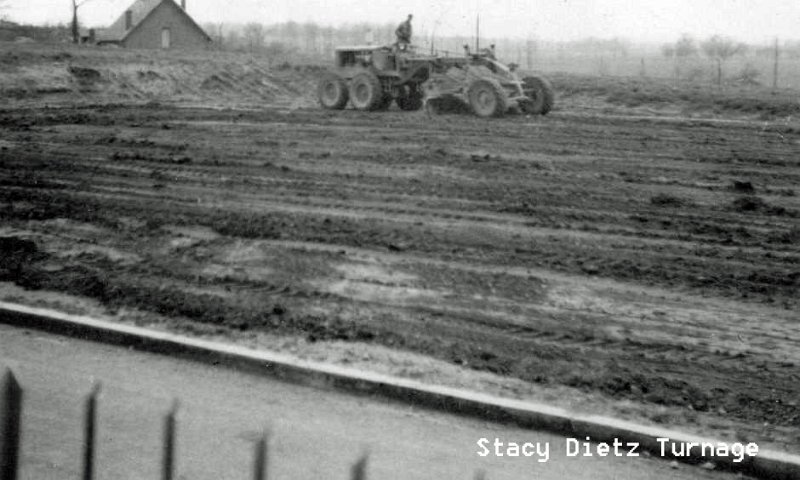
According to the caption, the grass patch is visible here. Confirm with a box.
[552,73,800,117]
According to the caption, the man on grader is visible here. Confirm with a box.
[395,14,413,51]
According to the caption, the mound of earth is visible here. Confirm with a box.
[0,43,319,108]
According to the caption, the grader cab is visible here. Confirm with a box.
[317,44,554,118]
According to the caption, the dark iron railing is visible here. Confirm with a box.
[1,370,22,480]
[0,368,488,480]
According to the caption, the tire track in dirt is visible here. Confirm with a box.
[2,104,799,441]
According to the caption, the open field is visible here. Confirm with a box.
[1,43,799,453]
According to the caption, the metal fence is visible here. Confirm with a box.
[1,369,486,480]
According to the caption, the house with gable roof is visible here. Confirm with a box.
[96,0,211,49]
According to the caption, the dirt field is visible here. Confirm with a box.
[1,44,799,452]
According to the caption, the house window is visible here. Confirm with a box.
[161,28,171,49]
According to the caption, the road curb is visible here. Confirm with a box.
[1,301,798,479]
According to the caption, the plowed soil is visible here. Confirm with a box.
[1,89,799,449]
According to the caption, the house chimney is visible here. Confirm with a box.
[125,10,133,30]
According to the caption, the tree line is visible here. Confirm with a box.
[661,34,751,85]
[3,11,799,88]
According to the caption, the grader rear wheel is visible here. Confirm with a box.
[349,73,384,111]
[467,79,508,118]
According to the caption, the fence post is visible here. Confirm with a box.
[1,369,23,480]
[773,37,779,90]
[162,400,179,480]
[82,383,101,480]
[350,453,368,480]
[253,432,267,480]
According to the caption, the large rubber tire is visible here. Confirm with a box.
[349,72,384,111]
[467,78,508,118]
[521,76,555,115]
[317,74,349,110]
[396,84,424,111]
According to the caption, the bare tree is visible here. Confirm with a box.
[701,35,747,86]
[0,0,10,20]
[674,34,698,57]
[302,22,319,56]
[243,22,265,53]
[263,41,294,66]
[525,38,537,69]
[282,21,299,49]
[225,28,241,51]
[71,0,97,44]
[202,22,224,48]
[662,34,698,82]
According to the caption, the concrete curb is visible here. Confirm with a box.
[1,301,798,480]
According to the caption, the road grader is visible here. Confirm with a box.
[317,44,554,118]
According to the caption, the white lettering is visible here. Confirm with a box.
[538,442,550,463]
[477,438,490,457]
[612,438,623,456]
[596,443,609,456]
[522,442,535,457]
[565,438,579,456]
[494,438,504,457]
[746,443,759,458]
[715,442,729,457]
[627,442,640,457]
[657,437,671,457]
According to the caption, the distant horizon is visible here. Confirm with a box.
[2,0,798,45]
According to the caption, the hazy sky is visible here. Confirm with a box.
[3,0,798,43]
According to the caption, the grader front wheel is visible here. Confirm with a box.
[467,79,508,118]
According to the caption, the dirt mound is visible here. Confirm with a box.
[0,44,319,108]
[200,73,230,91]
[68,65,102,81]
[0,236,39,280]
[730,180,755,193]
[731,195,769,212]
[650,193,690,207]
[136,70,164,81]
[729,195,795,217]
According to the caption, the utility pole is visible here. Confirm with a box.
[773,37,779,90]
[525,37,534,70]
[475,14,480,52]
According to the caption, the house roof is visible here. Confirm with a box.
[96,0,211,43]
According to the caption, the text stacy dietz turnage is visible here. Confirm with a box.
[477,436,759,463]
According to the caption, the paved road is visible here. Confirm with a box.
[1,323,742,480]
